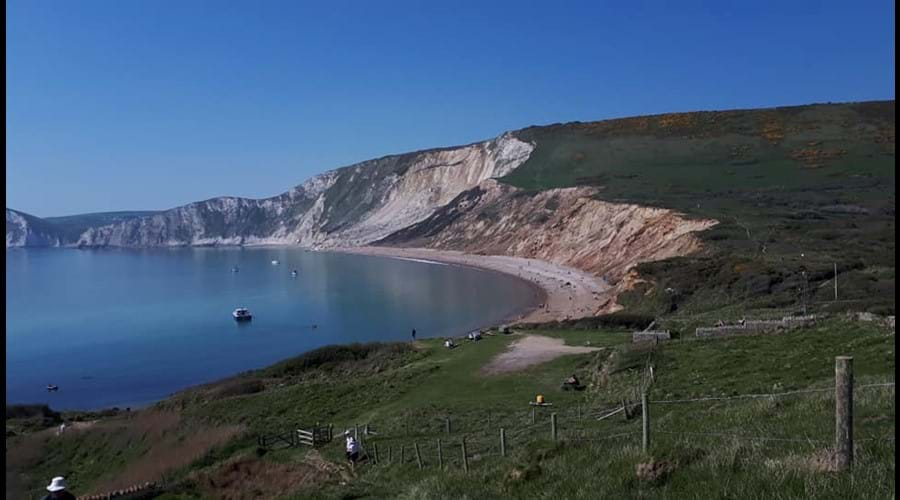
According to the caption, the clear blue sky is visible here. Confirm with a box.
[6,0,895,217]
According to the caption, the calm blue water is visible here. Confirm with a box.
[6,248,539,410]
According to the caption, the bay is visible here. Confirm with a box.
[5,248,539,410]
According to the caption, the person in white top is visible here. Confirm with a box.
[345,431,360,465]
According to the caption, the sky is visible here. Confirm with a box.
[6,0,895,217]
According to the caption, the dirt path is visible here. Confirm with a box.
[482,334,603,374]
[333,246,612,323]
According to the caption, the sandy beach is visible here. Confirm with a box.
[333,246,612,324]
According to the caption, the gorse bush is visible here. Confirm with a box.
[211,379,265,399]
[262,342,417,378]
[6,404,59,420]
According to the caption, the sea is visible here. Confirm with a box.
[5,247,539,410]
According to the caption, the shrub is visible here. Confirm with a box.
[6,404,59,420]
[262,342,414,378]
[211,379,266,399]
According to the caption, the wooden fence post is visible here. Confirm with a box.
[531,407,535,424]
[373,444,378,465]
[388,445,393,464]
[446,417,452,435]
[415,442,423,469]
[551,413,558,441]
[461,438,469,473]
[642,392,650,453]
[401,445,405,464]
[500,428,506,457]
[437,439,443,469]
[835,356,854,471]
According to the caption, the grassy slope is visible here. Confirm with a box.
[503,101,895,320]
[8,319,893,499]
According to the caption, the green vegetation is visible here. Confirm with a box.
[43,210,160,239]
[7,318,894,498]
[504,101,895,318]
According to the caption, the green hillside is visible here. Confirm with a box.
[43,211,160,239]
[504,101,895,319]
[7,318,894,499]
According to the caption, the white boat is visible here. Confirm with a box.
[291,270,298,277]
[271,260,280,265]
[232,308,252,321]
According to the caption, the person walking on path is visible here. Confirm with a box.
[345,431,360,466]
[41,476,76,500]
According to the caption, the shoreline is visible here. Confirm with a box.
[331,246,611,324]
[10,246,606,412]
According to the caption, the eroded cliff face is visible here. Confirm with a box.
[66,133,533,248]
[378,179,718,284]
[6,209,63,247]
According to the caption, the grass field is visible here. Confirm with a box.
[7,317,893,499]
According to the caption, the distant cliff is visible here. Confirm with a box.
[6,209,64,247]
[7,133,532,249]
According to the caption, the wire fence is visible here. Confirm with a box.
[318,360,894,474]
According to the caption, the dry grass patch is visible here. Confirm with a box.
[192,450,342,500]
[635,459,676,484]
[93,418,244,492]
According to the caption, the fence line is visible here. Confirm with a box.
[648,381,895,405]
[649,387,835,404]
[311,360,893,478]
[857,383,896,389]
[654,430,831,444]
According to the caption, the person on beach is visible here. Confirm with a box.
[41,476,76,500]
[345,431,360,466]
[411,329,416,341]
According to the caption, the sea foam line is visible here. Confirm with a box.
[392,257,449,266]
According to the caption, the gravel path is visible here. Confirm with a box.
[481,334,603,374]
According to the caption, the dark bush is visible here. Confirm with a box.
[211,379,265,399]
[524,312,655,331]
[263,342,414,377]
[6,404,59,420]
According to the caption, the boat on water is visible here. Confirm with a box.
[46,384,59,392]
[291,269,298,277]
[271,260,280,265]
[232,308,252,321]
[232,266,239,273]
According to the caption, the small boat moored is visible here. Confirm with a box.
[47,384,59,392]
[232,308,252,321]
[271,260,280,265]
[232,266,239,273]
[291,269,298,277]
